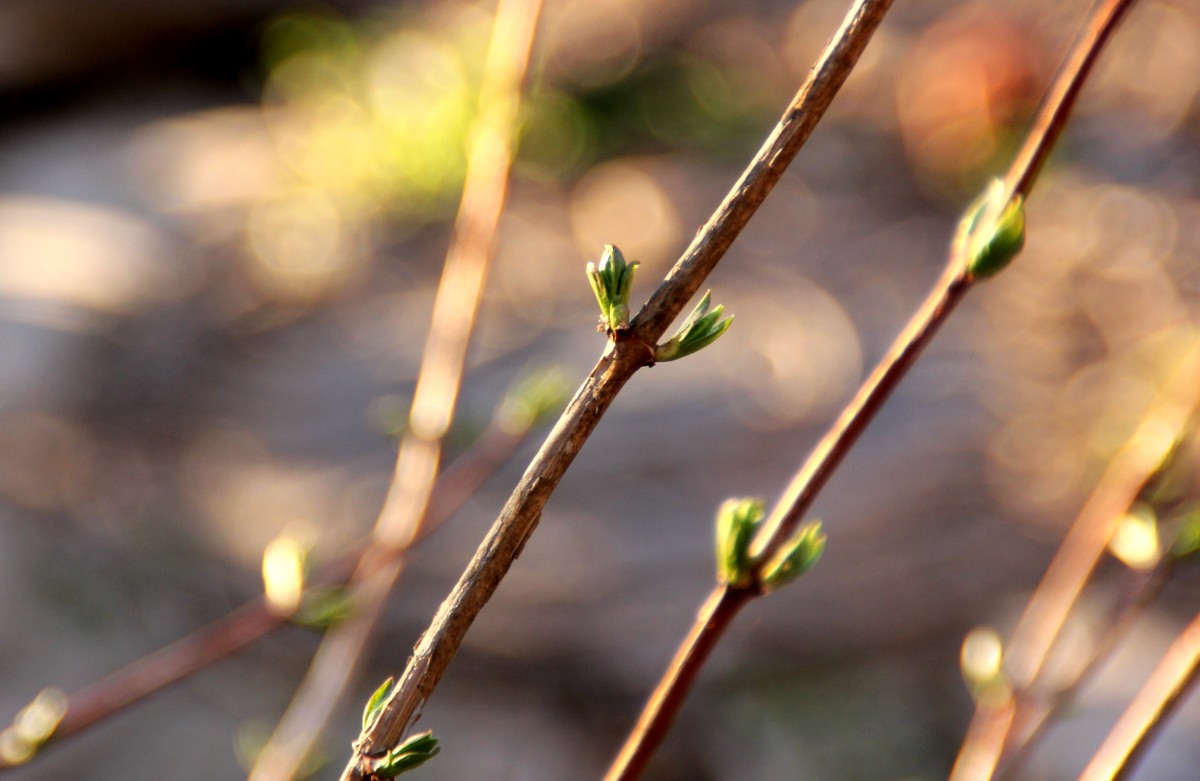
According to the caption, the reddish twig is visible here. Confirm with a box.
[997,565,1173,780]
[0,409,541,772]
[605,1,1139,777]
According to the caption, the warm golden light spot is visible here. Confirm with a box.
[0,728,32,766]
[961,627,1011,706]
[961,627,1003,684]
[547,0,642,88]
[719,283,862,430]
[262,535,307,615]
[0,197,177,314]
[0,688,67,765]
[12,689,66,744]
[1109,507,1160,570]
[245,190,362,302]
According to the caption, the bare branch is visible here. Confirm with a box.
[603,0,1141,777]
[1077,608,1200,781]
[250,0,546,778]
[341,1,898,776]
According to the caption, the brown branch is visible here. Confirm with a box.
[605,207,968,781]
[603,0,1140,777]
[339,1,898,777]
[1004,0,1137,201]
[601,585,756,781]
[950,343,1200,781]
[996,566,1173,780]
[0,403,542,772]
[1076,608,1200,781]
[249,1,545,779]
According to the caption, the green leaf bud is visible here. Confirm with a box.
[372,731,440,778]
[956,178,1026,281]
[655,290,734,362]
[362,677,395,732]
[761,521,826,592]
[716,498,765,587]
[586,244,639,334]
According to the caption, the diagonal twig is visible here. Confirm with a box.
[1076,607,1200,781]
[0,392,546,773]
[603,1,1140,778]
[248,1,545,778]
[337,1,898,778]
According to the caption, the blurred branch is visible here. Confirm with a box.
[602,0,1138,777]
[0,395,546,772]
[338,2,898,777]
[997,565,1172,780]
[1076,608,1200,781]
[249,0,546,779]
[954,341,1200,781]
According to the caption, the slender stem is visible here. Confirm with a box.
[749,264,968,562]
[605,1,1140,777]
[604,226,969,781]
[950,342,1200,781]
[0,407,540,773]
[341,2,897,776]
[250,1,544,779]
[1077,608,1200,781]
[602,587,754,781]
[631,0,895,342]
[996,567,1172,780]
[1004,0,1137,201]
[52,600,284,745]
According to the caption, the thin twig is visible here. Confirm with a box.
[602,587,754,781]
[339,1,897,777]
[0,405,541,773]
[604,252,967,781]
[965,340,1200,781]
[1077,608,1200,781]
[603,1,1138,777]
[950,343,1200,781]
[996,565,1173,780]
[248,1,544,779]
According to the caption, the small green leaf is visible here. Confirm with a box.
[957,178,1026,281]
[586,245,639,334]
[372,731,440,778]
[291,586,357,629]
[716,498,765,587]
[1170,505,1200,560]
[761,521,826,592]
[362,677,395,732]
[655,290,734,362]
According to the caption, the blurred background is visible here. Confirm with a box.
[1,0,1200,779]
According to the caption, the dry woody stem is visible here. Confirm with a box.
[251,1,545,779]
[0,404,537,773]
[953,346,1200,781]
[1076,608,1200,781]
[603,0,1139,778]
[947,1,1159,779]
[340,0,897,777]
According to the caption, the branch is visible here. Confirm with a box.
[339,1,898,777]
[0,393,548,773]
[248,0,545,778]
[603,0,1140,776]
[1076,608,1200,781]
[954,341,1200,781]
